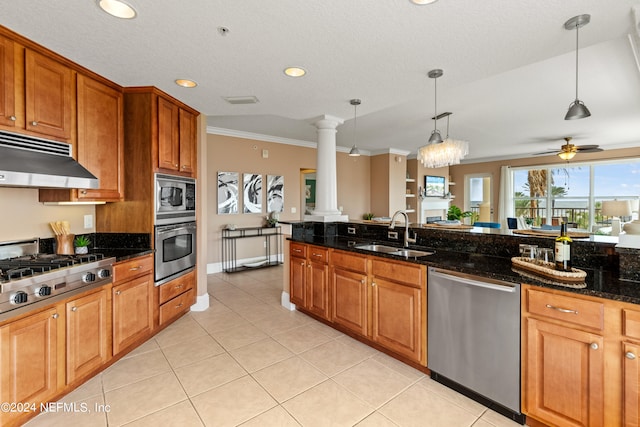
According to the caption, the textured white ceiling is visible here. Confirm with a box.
[2,0,640,162]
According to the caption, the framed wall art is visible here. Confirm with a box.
[266,175,284,213]
[425,175,446,197]
[243,173,263,213]
[217,171,239,214]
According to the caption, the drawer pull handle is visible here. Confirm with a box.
[312,253,323,257]
[293,249,302,253]
[71,306,77,312]
[52,313,59,319]
[31,121,38,126]
[590,342,599,350]
[129,266,142,271]
[626,352,637,360]
[175,284,184,289]
[176,303,183,308]
[9,115,16,121]
[115,290,121,295]
[545,304,578,314]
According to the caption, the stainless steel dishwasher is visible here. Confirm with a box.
[427,267,525,424]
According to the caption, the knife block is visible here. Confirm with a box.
[55,234,75,255]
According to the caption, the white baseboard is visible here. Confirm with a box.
[281,291,296,311]
[207,254,283,274]
[190,293,210,312]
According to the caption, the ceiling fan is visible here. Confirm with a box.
[534,137,603,160]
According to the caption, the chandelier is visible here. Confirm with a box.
[418,137,469,168]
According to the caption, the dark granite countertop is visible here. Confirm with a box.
[289,235,640,305]
[93,248,154,263]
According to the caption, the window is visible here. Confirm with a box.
[510,159,640,232]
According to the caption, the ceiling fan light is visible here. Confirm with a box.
[558,150,577,160]
[428,129,443,144]
[565,99,591,120]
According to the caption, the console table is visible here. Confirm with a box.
[221,226,282,273]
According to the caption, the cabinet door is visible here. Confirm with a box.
[76,74,124,201]
[307,260,329,320]
[113,275,153,355]
[331,267,368,336]
[0,308,59,410]
[525,317,604,427]
[178,108,196,175]
[290,255,306,307]
[66,288,110,384]
[624,341,640,426]
[157,96,179,171]
[0,34,16,128]
[371,276,422,362]
[25,49,72,140]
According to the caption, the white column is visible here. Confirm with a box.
[305,115,349,222]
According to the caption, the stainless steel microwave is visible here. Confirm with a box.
[155,173,196,225]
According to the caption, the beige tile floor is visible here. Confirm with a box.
[26,266,526,427]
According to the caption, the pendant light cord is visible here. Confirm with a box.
[353,103,357,146]
[433,76,438,132]
[575,22,579,101]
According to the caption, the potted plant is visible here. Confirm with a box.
[265,211,279,227]
[447,205,473,222]
[74,235,91,255]
[362,213,375,220]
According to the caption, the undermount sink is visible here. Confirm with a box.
[354,244,399,253]
[355,244,433,258]
[389,249,434,258]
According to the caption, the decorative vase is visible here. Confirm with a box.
[75,246,89,255]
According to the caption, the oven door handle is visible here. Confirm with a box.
[156,223,196,234]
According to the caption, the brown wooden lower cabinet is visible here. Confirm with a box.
[331,266,368,336]
[0,307,61,427]
[112,274,153,356]
[371,276,422,363]
[292,245,426,366]
[158,270,196,327]
[289,243,330,320]
[66,288,110,384]
[524,317,604,427]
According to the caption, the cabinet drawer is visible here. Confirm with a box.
[113,254,153,283]
[526,288,604,330]
[623,308,640,340]
[308,246,328,263]
[159,270,195,305]
[290,242,307,258]
[371,259,423,289]
[159,288,194,326]
[331,250,367,273]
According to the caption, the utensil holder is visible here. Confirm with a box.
[55,234,75,255]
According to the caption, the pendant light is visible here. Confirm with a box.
[427,69,443,144]
[349,99,361,156]
[564,14,591,120]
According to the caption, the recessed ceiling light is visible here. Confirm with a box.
[175,79,197,88]
[284,67,306,77]
[97,0,137,19]
[410,0,438,4]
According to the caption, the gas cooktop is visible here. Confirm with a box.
[0,239,115,321]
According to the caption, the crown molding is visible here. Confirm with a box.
[206,126,371,156]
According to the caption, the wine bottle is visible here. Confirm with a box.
[555,223,572,271]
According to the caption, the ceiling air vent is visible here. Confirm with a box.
[223,96,259,105]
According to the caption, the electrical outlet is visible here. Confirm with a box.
[291,207,297,213]
[84,215,93,229]
[264,240,267,248]
[388,231,398,240]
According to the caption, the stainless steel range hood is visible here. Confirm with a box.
[0,131,98,189]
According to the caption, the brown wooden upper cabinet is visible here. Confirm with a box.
[0,33,74,141]
[157,95,196,176]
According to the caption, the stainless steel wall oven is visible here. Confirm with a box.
[154,221,196,285]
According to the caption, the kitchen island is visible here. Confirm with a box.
[286,220,640,427]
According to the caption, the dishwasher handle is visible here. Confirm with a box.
[429,269,517,293]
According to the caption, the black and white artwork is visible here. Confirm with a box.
[217,171,239,214]
[243,173,262,213]
[267,175,284,213]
